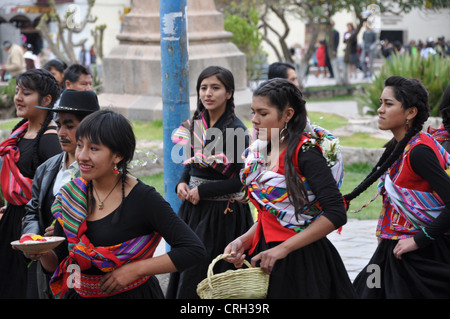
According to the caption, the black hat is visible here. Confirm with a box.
[35,89,100,114]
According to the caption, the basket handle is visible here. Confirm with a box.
[206,254,252,287]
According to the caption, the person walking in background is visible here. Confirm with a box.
[35,110,206,299]
[420,38,436,59]
[344,76,450,298]
[167,66,253,299]
[361,22,377,78]
[435,37,448,57]
[78,44,90,68]
[21,89,100,298]
[89,46,97,68]
[314,40,327,78]
[22,43,38,71]
[344,23,358,79]
[2,40,26,79]
[325,19,339,79]
[381,39,394,59]
[224,78,356,299]
[0,69,62,298]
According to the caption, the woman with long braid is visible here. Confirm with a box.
[0,69,62,298]
[428,85,450,152]
[224,78,356,298]
[345,76,450,298]
[35,110,205,299]
[167,66,253,298]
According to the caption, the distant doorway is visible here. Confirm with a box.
[380,30,404,44]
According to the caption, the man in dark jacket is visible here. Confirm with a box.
[21,89,100,298]
[325,20,340,78]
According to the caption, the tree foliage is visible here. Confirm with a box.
[216,0,268,83]
[216,0,450,87]
[357,53,450,116]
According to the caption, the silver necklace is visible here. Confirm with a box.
[92,178,120,210]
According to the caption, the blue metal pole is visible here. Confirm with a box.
[159,0,190,214]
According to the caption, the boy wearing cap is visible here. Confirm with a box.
[21,89,100,298]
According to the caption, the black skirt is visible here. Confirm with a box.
[166,198,254,299]
[0,204,29,299]
[353,237,450,298]
[249,232,357,299]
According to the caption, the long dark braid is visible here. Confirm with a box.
[343,76,430,207]
[253,78,309,215]
[13,69,60,171]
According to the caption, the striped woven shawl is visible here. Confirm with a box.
[171,111,235,177]
[241,130,343,232]
[378,133,450,238]
[427,124,450,144]
[0,121,33,205]
[50,177,161,298]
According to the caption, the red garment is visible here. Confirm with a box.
[377,133,446,239]
[0,121,33,205]
[249,137,309,254]
[316,45,326,67]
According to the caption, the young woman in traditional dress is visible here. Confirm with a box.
[427,85,450,152]
[0,69,62,298]
[167,66,254,298]
[36,110,205,299]
[345,76,450,298]
[224,78,356,298]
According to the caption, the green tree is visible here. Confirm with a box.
[217,0,267,84]
[357,53,450,116]
[226,0,450,88]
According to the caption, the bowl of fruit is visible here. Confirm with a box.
[11,235,65,255]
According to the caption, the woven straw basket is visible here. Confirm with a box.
[197,253,269,299]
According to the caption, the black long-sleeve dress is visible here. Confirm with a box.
[353,143,450,298]
[248,144,357,299]
[166,115,254,299]
[52,180,206,299]
[0,133,61,299]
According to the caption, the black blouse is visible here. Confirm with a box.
[54,180,206,272]
[410,145,450,247]
[298,145,347,229]
[17,133,62,178]
[177,114,250,198]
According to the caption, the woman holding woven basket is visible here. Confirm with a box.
[224,78,356,298]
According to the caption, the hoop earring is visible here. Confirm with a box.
[280,122,288,143]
